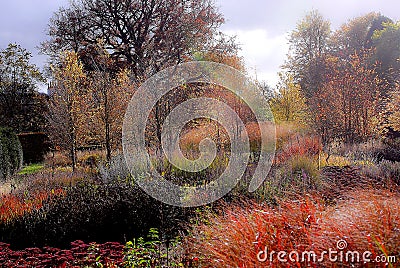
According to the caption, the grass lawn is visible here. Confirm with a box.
[18,163,45,175]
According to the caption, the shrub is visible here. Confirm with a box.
[276,134,321,165]
[124,228,184,267]
[17,163,45,176]
[244,121,276,153]
[77,149,106,168]
[289,155,320,180]
[360,160,400,186]
[0,230,185,267]
[0,179,195,249]
[43,151,71,167]
[0,189,65,224]
[98,153,130,183]
[319,152,351,167]
[0,240,124,267]
[250,156,321,205]
[380,137,400,162]
[44,150,106,169]
[330,139,384,165]
[275,123,298,150]
[12,167,89,196]
[332,138,400,164]
[0,128,23,181]
[0,152,196,249]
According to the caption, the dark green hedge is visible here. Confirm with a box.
[17,132,50,164]
[0,127,23,181]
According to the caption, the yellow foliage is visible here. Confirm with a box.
[388,86,400,131]
[269,72,310,127]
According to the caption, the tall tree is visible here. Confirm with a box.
[42,0,225,79]
[47,51,88,170]
[330,13,380,57]
[365,15,393,49]
[317,52,382,143]
[42,0,237,157]
[372,21,400,84]
[285,10,331,99]
[328,14,399,137]
[88,47,135,161]
[0,44,46,133]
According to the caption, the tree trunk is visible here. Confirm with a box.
[70,143,76,172]
[104,87,112,163]
[105,120,112,163]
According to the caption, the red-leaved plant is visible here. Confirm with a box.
[186,190,400,268]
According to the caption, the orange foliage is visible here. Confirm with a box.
[276,134,322,165]
[0,189,65,224]
[187,190,400,267]
[187,198,321,267]
[202,86,256,124]
[314,190,400,266]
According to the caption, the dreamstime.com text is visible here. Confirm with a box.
[257,240,397,265]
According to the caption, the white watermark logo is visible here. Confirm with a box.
[122,61,276,207]
[257,239,397,265]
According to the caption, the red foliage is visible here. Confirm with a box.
[0,240,124,267]
[313,190,400,267]
[276,134,322,164]
[187,190,400,267]
[0,189,65,223]
[187,198,320,267]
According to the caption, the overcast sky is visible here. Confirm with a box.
[0,0,399,89]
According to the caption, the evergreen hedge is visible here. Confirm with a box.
[0,127,23,181]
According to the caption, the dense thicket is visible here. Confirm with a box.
[281,11,400,144]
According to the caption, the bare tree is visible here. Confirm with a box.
[285,10,331,99]
[42,0,225,79]
[88,48,135,161]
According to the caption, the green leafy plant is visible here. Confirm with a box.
[124,228,184,267]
